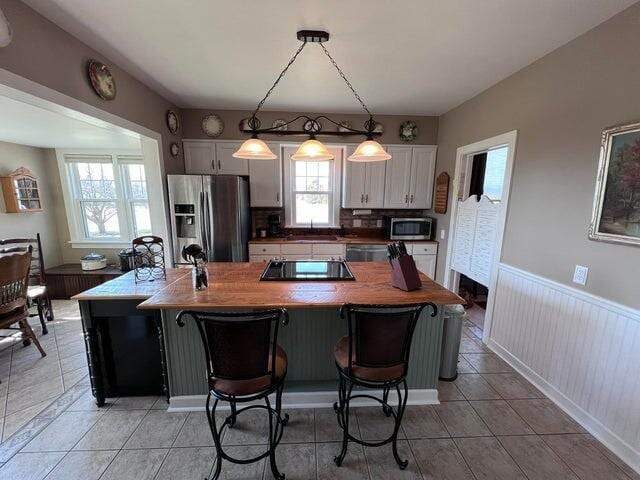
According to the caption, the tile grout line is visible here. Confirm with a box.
[151,407,190,479]
[0,342,15,443]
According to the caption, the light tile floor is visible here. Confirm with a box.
[0,301,638,479]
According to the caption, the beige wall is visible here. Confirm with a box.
[434,3,640,309]
[0,0,184,174]
[0,141,62,267]
[182,109,438,145]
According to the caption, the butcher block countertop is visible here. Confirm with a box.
[72,268,189,301]
[135,262,463,310]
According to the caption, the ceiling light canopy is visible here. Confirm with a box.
[232,30,391,163]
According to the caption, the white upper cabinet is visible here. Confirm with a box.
[249,143,282,207]
[383,145,436,209]
[409,146,437,208]
[343,146,387,208]
[183,140,215,174]
[383,146,413,208]
[215,142,249,175]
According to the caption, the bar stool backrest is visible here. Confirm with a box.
[0,247,32,316]
[340,303,433,377]
[176,309,288,383]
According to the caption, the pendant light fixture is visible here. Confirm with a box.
[232,30,391,163]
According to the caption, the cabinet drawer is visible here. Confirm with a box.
[312,243,346,255]
[410,243,438,255]
[281,254,312,260]
[312,254,344,261]
[249,244,281,255]
[280,244,313,255]
[249,254,276,263]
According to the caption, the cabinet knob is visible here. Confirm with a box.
[361,194,364,203]
[218,160,222,170]
[365,194,369,203]
[276,192,280,202]
[410,194,414,203]
[405,194,409,203]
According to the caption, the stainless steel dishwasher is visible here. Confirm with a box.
[346,244,389,262]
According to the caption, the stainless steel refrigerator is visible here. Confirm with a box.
[167,175,251,266]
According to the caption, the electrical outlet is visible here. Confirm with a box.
[573,265,589,285]
[353,219,362,228]
[440,229,446,240]
[376,219,383,228]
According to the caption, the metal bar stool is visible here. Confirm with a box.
[176,308,290,480]
[333,302,437,470]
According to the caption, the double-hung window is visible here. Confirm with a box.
[283,145,343,227]
[59,151,152,245]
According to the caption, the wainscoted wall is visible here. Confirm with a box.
[488,263,640,471]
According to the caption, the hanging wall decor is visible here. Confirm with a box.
[202,113,224,137]
[170,142,180,158]
[589,121,640,246]
[87,60,116,100]
[434,172,450,214]
[399,121,418,142]
[166,110,180,135]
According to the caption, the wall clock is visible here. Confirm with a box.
[166,110,180,135]
[87,60,116,101]
[202,114,224,137]
[170,142,180,158]
[399,120,418,142]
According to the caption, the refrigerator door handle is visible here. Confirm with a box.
[205,190,213,255]
[199,191,207,251]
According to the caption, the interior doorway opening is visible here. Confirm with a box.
[444,131,517,344]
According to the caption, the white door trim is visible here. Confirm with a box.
[443,130,518,344]
[0,67,172,264]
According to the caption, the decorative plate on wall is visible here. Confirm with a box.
[166,110,180,135]
[271,119,288,131]
[373,122,384,134]
[399,120,418,142]
[338,121,352,132]
[170,142,180,158]
[303,119,322,133]
[202,114,224,137]
[87,60,116,101]
[239,117,260,132]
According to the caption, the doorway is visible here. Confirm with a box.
[444,131,517,343]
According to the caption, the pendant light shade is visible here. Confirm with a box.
[232,138,277,160]
[347,140,391,162]
[290,139,334,161]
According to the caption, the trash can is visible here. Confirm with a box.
[439,304,466,381]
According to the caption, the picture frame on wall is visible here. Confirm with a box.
[589,121,640,246]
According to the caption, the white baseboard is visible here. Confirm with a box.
[167,388,439,412]
[488,338,640,474]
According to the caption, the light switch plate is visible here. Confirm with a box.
[353,219,362,228]
[573,265,589,285]
[440,229,446,240]
[376,219,383,227]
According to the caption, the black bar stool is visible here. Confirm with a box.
[176,308,290,480]
[333,302,437,470]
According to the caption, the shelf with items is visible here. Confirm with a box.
[0,167,43,213]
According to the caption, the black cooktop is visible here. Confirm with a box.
[259,260,355,281]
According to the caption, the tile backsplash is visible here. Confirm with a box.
[252,207,430,234]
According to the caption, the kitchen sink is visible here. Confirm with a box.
[284,234,340,241]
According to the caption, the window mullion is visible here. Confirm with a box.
[112,157,131,241]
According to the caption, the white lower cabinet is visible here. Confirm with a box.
[249,243,346,261]
[407,242,438,279]
[249,254,275,263]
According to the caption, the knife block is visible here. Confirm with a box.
[390,255,422,291]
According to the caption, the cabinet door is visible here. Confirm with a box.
[342,146,366,208]
[364,161,386,208]
[249,143,282,207]
[413,254,436,279]
[409,146,437,208]
[383,146,413,208]
[184,141,216,174]
[215,142,249,175]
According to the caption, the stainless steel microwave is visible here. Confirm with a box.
[386,217,433,240]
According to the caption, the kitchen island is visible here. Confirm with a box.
[76,262,462,409]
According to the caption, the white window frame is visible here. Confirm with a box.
[282,144,343,228]
[56,149,150,248]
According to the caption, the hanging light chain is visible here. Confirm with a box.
[319,43,372,117]
[250,40,308,121]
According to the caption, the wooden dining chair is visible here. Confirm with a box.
[0,234,54,334]
[0,247,47,364]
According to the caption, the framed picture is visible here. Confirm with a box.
[589,121,640,246]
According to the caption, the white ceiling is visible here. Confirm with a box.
[24,0,636,115]
[0,94,141,149]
